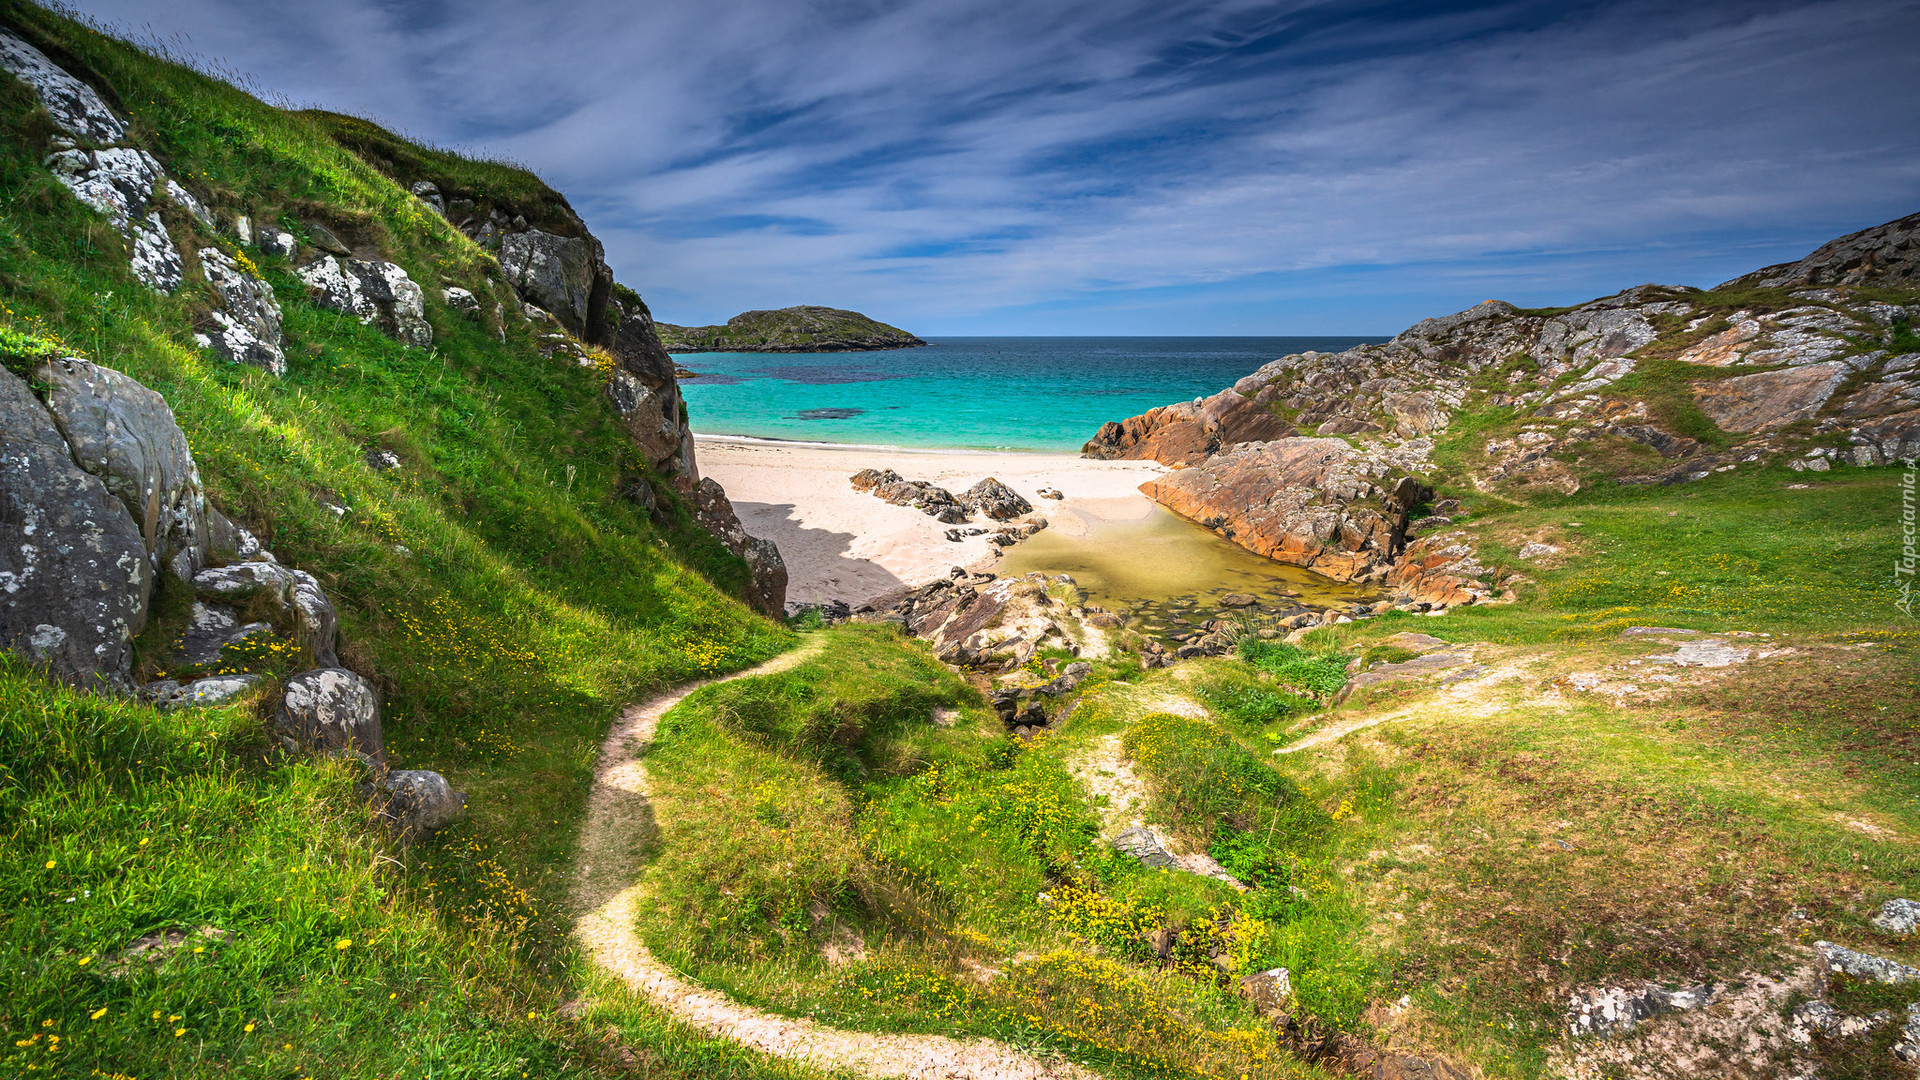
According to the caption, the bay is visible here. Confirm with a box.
[675,336,1377,452]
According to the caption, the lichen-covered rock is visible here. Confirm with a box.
[140,673,261,712]
[295,256,432,347]
[1874,898,1920,936]
[1139,437,1430,583]
[1815,940,1920,984]
[42,147,189,291]
[375,769,467,839]
[606,370,686,472]
[499,229,608,341]
[693,477,788,618]
[441,286,478,313]
[191,561,338,667]
[0,29,128,143]
[194,248,285,374]
[0,367,151,690]
[277,668,384,763]
[36,356,209,582]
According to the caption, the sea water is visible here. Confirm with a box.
[674,336,1375,452]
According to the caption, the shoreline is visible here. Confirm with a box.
[694,435,1167,609]
[692,430,1064,456]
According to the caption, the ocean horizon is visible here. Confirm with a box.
[675,335,1380,452]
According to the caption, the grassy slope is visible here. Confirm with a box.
[634,464,1917,1079]
[0,4,812,1076]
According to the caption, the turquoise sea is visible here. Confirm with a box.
[673,336,1377,451]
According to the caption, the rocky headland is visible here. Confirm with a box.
[657,304,926,352]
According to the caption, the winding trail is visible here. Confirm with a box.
[571,637,1094,1080]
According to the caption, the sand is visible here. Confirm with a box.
[694,435,1169,609]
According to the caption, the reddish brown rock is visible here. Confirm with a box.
[1138,438,1428,582]
[1692,361,1850,432]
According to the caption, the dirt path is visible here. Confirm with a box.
[572,638,1095,1080]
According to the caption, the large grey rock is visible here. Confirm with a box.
[193,248,285,374]
[277,668,384,763]
[1566,983,1715,1038]
[36,356,209,583]
[376,770,467,839]
[1112,826,1179,870]
[295,256,432,347]
[191,561,338,667]
[42,147,188,292]
[0,368,150,690]
[693,477,788,618]
[0,29,127,143]
[606,369,686,472]
[499,229,605,340]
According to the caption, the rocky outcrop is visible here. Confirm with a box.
[499,229,610,343]
[1139,438,1430,583]
[3,29,285,364]
[191,561,339,668]
[194,248,286,374]
[1719,210,1920,291]
[958,477,1032,520]
[867,570,1115,673]
[295,255,432,347]
[37,356,210,583]
[608,296,698,479]
[0,367,151,690]
[693,478,788,618]
[657,306,925,352]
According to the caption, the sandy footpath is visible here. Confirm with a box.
[695,435,1168,609]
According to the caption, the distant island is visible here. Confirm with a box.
[657,305,926,352]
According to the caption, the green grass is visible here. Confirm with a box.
[0,657,838,1080]
[0,3,803,1074]
[639,627,1315,1079]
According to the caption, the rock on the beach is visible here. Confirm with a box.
[958,477,1033,520]
[277,668,385,763]
[0,368,151,690]
[1139,437,1428,582]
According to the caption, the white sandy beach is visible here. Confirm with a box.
[695,435,1169,608]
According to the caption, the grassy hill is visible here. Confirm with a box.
[658,306,926,353]
[0,4,802,1076]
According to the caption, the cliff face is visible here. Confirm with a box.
[1087,212,1920,604]
[658,305,926,352]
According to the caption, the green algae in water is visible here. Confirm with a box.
[999,506,1378,614]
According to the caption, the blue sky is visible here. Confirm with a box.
[69,0,1920,334]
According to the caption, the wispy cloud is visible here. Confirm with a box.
[68,0,1920,332]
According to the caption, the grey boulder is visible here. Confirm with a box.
[376,770,467,839]
[43,147,188,292]
[0,368,151,689]
[194,248,286,374]
[295,256,432,347]
[36,356,209,583]
[1112,826,1179,870]
[175,601,272,669]
[1875,898,1920,936]
[693,477,789,618]
[277,668,384,763]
